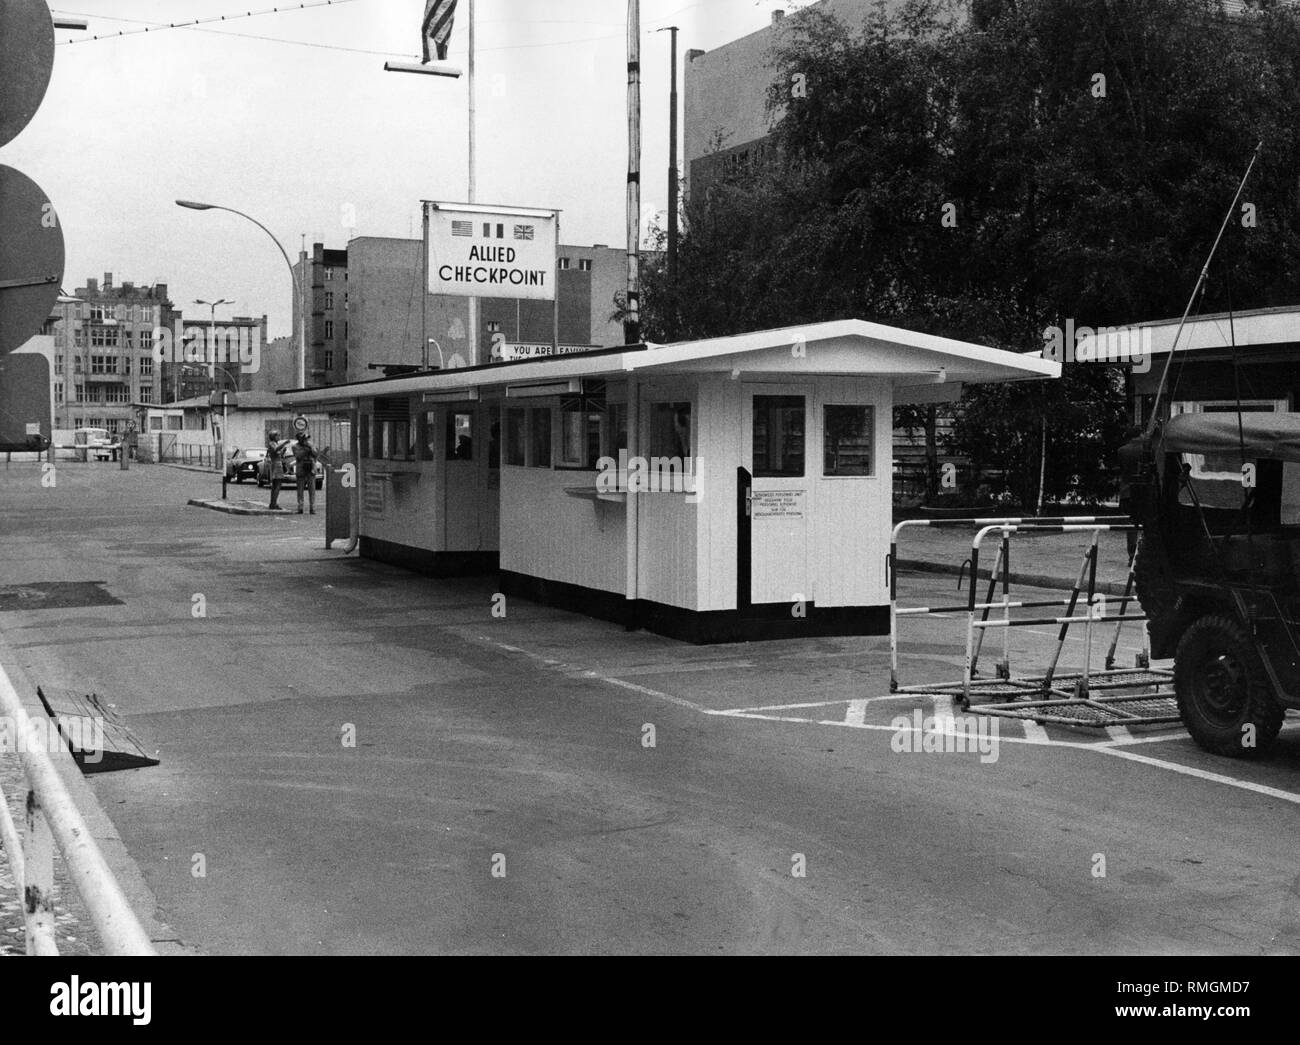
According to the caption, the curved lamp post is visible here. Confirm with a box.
[176,200,305,387]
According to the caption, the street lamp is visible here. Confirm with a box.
[176,199,305,387]
[195,297,233,389]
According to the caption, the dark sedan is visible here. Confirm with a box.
[225,447,267,483]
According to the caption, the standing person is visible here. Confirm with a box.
[292,432,319,514]
[265,429,290,511]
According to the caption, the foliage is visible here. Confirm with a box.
[639,0,1300,504]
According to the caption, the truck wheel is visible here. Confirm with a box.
[1174,614,1283,758]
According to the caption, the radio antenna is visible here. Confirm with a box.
[1146,140,1263,437]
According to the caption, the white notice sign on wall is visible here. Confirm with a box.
[752,490,806,519]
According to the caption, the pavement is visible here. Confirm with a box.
[1,461,1298,955]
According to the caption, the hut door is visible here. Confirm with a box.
[742,387,811,606]
[444,406,478,549]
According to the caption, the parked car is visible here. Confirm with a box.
[226,447,267,483]
[73,427,115,461]
[257,445,324,490]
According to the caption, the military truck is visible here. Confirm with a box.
[1130,411,1300,757]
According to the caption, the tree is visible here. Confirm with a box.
[638,0,1300,503]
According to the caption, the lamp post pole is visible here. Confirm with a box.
[657,26,679,290]
[175,201,305,387]
[194,297,233,388]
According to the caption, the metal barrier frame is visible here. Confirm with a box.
[887,516,1172,712]
[887,515,1130,692]
[0,664,156,956]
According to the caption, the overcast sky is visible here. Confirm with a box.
[5,0,802,337]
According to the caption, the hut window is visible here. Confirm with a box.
[608,403,628,457]
[359,413,371,457]
[372,397,412,460]
[649,402,691,460]
[823,405,874,477]
[379,419,410,460]
[447,412,474,460]
[488,407,501,469]
[559,407,603,468]
[752,395,804,477]
[505,408,527,466]
[529,408,553,467]
[417,410,437,461]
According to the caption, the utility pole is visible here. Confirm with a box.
[625,0,642,345]
[659,26,679,290]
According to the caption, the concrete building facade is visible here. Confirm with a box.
[169,314,269,403]
[684,2,901,199]
[293,243,350,387]
[45,274,173,434]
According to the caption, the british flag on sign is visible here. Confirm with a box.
[422,0,457,63]
[514,225,535,241]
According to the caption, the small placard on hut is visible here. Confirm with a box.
[752,490,806,519]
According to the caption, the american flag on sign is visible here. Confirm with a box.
[513,225,535,241]
[451,220,473,237]
[422,0,457,63]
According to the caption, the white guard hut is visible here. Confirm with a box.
[282,320,1058,643]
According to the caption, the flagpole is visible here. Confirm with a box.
[467,0,478,365]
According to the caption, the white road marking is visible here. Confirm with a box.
[1106,725,1135,743]
[1022,720,1050,743]
[845,700,867,726]
[478,634,1300,807]
[1094,745,1300,806]
[931,695,955,731]
[477,636,715,714]
[724,693,926,714]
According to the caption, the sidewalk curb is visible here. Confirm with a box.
[895,558,1132,598]
[0,636,200,956]
[161,463,221,475]
[187,498,286,517]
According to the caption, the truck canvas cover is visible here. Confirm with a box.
[1160,411,1300,464]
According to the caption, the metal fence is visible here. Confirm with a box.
[0,664,156,956]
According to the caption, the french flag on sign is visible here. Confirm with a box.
[422,0,457,63]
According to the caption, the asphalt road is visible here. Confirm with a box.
[1,461,1298,955]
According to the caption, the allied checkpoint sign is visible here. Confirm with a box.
[426,202,559,301]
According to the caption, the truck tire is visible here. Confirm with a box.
[1174,614,1283,758]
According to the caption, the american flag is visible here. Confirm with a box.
[514,225,534,241]
[422,0,457,63]
[451,220,473,237]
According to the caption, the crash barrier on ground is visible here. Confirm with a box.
[0,663,156,955]
[886,517,1176,726]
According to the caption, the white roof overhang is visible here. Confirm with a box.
[280,319,1058,408]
